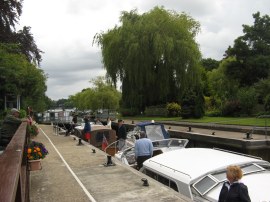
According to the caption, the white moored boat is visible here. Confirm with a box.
[141,148,270,201]
[114,121,188,168]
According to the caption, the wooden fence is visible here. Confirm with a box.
[0,122,29,202]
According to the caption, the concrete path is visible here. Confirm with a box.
[30,124,191,202]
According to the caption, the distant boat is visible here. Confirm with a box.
[141,148,270,201]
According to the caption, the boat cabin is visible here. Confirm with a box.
[74,124,117,155]
[141,148,270,201]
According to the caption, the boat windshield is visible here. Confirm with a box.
[145,125,165,141]
[192,163,267,196]
[152,139,189,148]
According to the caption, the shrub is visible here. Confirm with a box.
[181,88,205,119]
[222,100,241,116]
[145,105,167,116]
[264,94,270,112]
[166,102,181,117]
[237,87,257,115]
[205,110,222,117]
[119,108,139,116]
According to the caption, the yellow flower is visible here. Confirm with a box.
[27,148,32,154]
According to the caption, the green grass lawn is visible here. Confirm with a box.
[122,116,270,127]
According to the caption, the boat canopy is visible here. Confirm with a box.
[135,122,169,140]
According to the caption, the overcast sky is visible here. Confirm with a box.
[19,0,270,100]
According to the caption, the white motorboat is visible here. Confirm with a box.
[114,121,189,168]
[141,147,270,201]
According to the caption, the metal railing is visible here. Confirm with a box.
[0,122,29,202]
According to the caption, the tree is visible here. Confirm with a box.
[0,0,43,65]
[15,26,43,65]
[254,78,270,104]
[94,7,202,112]
[0,0,23,42]
[0,43,47,112]
[237,87,257,115]
[201,58,220,71]
[225,12,270,86]
[181,87,205,119]
[69,77,121,111]
[208,57,240,103]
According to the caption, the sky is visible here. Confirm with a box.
[19,0,270,100]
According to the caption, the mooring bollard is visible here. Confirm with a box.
[77,138,83,146]
[104,155,115,166]
[141,178,149,186]
[245,132,252,140]
[188,126,192,132]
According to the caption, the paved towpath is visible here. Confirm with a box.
[30,124,191,202]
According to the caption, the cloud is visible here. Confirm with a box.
[19,0,270,100]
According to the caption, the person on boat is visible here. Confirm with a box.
[106,117,112,129]
[117,119,126,151]
[218,165,251,202]
[95,118,103,125]
[65,114,78,136]
[134,131,153,170]
[83,116,91,143]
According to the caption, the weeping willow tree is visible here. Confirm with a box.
[94,7,202,112]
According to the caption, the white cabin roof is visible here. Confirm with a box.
[143,148,268,183]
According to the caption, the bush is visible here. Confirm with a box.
[181,105,193,119]
[205,110,222,117]
[222,100,241,116]
[264,94,270,112]
[237,87,257,115]
[119,108,139,116]
[166,102,181,117]
[181,88,205,119]
[145,105,167,116]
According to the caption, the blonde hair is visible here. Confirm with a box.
[227,165,243,181]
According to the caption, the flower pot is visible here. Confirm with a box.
[28,159,42,171]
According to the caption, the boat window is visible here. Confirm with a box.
[95,131,110,142]
[158,175,169,186]
[193,175,218,196]
[212,171,227,181]
[144,169,179,192]
[169,139,188,147]
[259,164,270,170]
[145,169,158,180]
[170,181,178,192]
[145,125,164,141]
[241,164,264,174]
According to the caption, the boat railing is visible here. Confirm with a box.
[0,122,30,202]
[148,159,192,179]
[104,139,134,156]
[104,140,119,155]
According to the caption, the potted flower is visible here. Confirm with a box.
[27,141,48,171]
[27,124,39,137]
